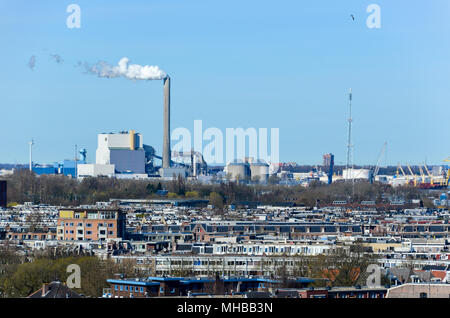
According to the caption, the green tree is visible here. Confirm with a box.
[209,192,224,210]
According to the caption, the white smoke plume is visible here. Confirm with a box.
[83,57,167,80]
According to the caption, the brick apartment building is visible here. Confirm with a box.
[57,208,126,241]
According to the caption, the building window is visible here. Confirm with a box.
[140,287,144,293]
[115,285,118,290]
[160,287,164,293]
[125,286,128,291]
[109,223,114,228]
[120,285,123,291]
[420,293,427,298]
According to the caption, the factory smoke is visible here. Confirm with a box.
[80,56,171,170]
[82,57,167,81]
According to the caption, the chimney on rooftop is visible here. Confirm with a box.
[42,283,49,297]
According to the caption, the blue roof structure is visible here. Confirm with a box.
[107,279,159,287]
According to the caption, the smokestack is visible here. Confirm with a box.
[163,76,171,168]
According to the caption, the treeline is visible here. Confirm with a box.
[283,245,387,288]
[1,169,429,207]
[0,245,135,298]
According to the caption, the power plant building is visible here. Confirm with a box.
[96,130,145,174]
[78,130,148,179]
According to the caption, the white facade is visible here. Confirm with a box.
[94,131,146,174]
[0,169,14,176]
[96,131,143,165]
[77,164,115,178]
[116,174,149,180]
[211,242,333,256]
[342,168,371,180]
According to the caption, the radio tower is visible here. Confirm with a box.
[346,88,354,197]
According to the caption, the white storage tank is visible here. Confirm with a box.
[226,160,250,181]
[250,160,269,183]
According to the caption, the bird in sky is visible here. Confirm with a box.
[350,14,355,21]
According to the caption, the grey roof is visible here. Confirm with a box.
[28,281,82,298]
[388,268,412,283]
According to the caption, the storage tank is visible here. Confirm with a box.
[250,160,269,183]
[226,160,250,182]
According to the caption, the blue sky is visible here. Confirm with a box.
[0,0,449,166]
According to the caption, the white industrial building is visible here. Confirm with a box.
[96,130,145,174]
[78,130,147,179]
[342,168,371,180]
[77,163,115,178]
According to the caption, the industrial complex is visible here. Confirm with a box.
[7,83,449,190]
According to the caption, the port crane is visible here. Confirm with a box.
[396,163,407,178]
[444,157,450,187]
[370,142,387,184]
[422,164,435,186]
[395,159,449,189]
[418,165,426,184]
[406,163,418,186]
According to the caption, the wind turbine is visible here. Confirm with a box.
[29,139,34,171]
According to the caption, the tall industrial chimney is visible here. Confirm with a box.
[162,76,171,168]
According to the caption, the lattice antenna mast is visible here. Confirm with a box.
[346,88,354,197]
